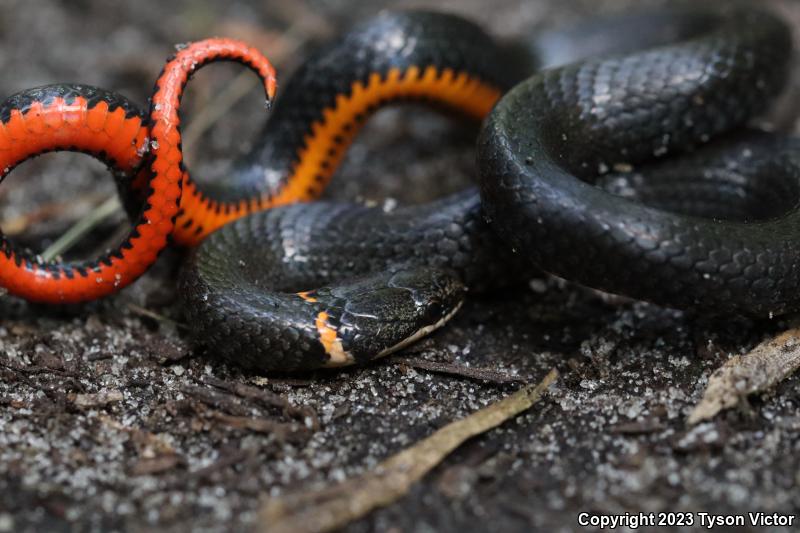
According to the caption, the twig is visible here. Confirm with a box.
[259,376,316,388]
[70,389,124,408]
[40,195,121,262]
[181,71,260,162]
[183,382,311,441]
[257,368,558,533]
[86,351,114,362]
[610,419,665,435]
[129,454,185,476]
[98,414,176,455]
[181,21,313,162]
[1,193,109,236]
[209,412,309,442]
[393,356,526,384]
[180,384,251,417]
[0,359,82,381]
[127,303,188,331]
[203,376,319,429]
[0,363,78,401]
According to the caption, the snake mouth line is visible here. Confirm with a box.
[372,300,464,362]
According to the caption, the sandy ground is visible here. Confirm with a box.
[1,0,800,531]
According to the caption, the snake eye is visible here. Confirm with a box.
[426,300,444,318]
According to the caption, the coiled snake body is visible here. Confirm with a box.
[0,7,796,370]
[478,7,796,316]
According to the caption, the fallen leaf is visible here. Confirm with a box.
[688,328,800,425]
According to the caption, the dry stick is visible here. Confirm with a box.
[257,368,559,533]
[182,21,310,162]
[210,412,309,442]
[40,195,121,262]
[202,376,320,428]
[180,70,260,162]
[394,355,526,384]
[127,303,188,331]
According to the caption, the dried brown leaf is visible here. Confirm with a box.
[688,328,800,425]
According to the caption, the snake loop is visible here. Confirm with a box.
[0,39,275,302]
[478,6,795,316]
[184,6,798,371]
[0,7,797,371]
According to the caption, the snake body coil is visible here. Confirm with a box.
[0,7,797,371]
[179,192,518,370]
[478,7,795,316]
[185,6,799,370]
[179,12,521,370]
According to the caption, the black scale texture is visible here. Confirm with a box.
[180,190,519,370]
[0,83,144,123]
[180,10,526,370]
[478,6,796,316]
[183,6,800,370]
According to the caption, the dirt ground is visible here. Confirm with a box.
[2,0,800,531]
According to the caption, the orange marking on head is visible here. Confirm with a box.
[315,311,336,349]
[314,311,353,366]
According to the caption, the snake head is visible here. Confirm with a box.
[314,268,466,366]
